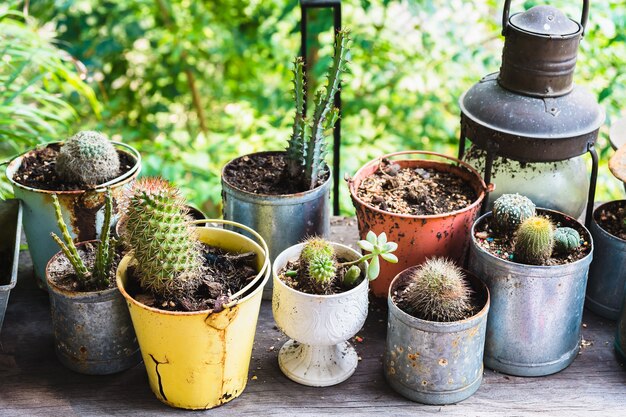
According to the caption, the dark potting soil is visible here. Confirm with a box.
[222,152,329,195]
[356,159,477,215]
[47,242,118,293]
[12,143,135,191]
[278,257,363,296]
[595,201,626,241]
[474,211,592,266]
[127,245,258,312]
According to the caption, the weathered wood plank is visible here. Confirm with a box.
[0,218,625,417]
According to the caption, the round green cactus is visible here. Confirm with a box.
[404,257,472,322]
[299,238,337,294]
[55,131,121,186]
[514,216,554,265]
[553,227,581,254]
[121,178,206,300]
[492,193,536,233]
[308,254,337,285]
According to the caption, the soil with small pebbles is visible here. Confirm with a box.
[595,201,626,241]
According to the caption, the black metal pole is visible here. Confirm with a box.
[481,148,495,215]
[585,144,598,228]
[300,0,342,215]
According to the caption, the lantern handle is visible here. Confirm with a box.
[502,0,589,36]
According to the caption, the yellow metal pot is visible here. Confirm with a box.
[116,220,270,410]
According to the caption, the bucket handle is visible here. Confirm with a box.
[189,219,270,302]
[502,0,589,36]
[95,142,142,190]
[364,150,493,193]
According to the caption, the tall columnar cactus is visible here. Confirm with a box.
[514,216,554,265]
[121,178,206,299]
[284,29,350,190]
[55,131,121,186]
[492,193,536,233]
[553,227,581,254]
[404,257,472,322]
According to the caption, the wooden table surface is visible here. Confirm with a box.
[1,217,625,417]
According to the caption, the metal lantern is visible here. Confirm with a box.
[458,0,604,225]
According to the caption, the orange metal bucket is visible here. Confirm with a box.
[348,151,490,297]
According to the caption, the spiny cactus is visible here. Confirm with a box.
[50,190,115,291]
[299,238,337,294]
[553,227,581,254]
[56,131,121,186]
[514,216,554,265]
[492,193,536,233]
[284,29,350,190]
[121,178,206,300]
[403,257,472,322]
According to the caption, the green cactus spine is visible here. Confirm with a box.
[404,257,472,322]
[514,216,554,265]
[492,193,536,233]
[121,178,206,300]
[299,237,337,294]
[55,131,121,186]
[553,227,581,254]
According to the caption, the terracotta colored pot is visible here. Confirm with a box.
[348,151,490,297]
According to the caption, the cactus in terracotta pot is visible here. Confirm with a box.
[553,227,581,254]
[492,193,536,233]
[403,257,472,322]
[514,216,554,265]
[55,131,121,186]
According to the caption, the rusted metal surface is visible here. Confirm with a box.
[609,144,626,183]
[384,268,489,405]
[0,199,22,334]
[586,200,626,320]
[468,208,593,376]
[348,151,488,298]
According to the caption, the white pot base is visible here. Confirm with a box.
[278,340,358,387]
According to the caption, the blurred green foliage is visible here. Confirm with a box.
[7,0,626,214]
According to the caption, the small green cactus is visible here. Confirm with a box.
[492,193,536,233]
[514,216,554,265]
[298,238,337,294]
[55,131,121,186]
[50,189,115,291]
[404,257,472,322]
[285,29,350,190]
[553,227,581,254]
[120,177,206,300]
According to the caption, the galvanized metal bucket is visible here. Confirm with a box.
[615,297,626,361]
[586,200,626,320]
[222,151,331,299]
[0,199,22,334]
[46,241,140,375]
[6,142,141,288]
[384,267,490,405]
[468,208,593,376]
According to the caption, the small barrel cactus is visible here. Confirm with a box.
[553,227,581,254]
[121,178,206,300]
[299,238,337,294]
[403,257,472,322]
[492,193,536,233]
[514,216,554,265]
[56,131,121,186]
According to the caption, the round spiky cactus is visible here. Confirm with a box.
[492,193,536,233]
[121,178,206,299]
[514,216,554,265]
[404,258,472,322]
[55,131,121,186]
[299,238,337,294]
[553,227,581,254]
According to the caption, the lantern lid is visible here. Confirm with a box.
[509,6,580,36]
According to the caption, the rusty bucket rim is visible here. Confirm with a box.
[348,150,488,220]
[387,265,490,331]
[221,150,332,201]
[591,200,626,246]
[6,141,141,195]
[471,207,594,271]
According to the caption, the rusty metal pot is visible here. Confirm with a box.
[348,151,490,298]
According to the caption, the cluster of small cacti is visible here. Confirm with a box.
[285,30,350,190]
[403,257,472,322]
[514,216,555,265]
[492,193,536,233]
[299,238,338,294]
[50,190,115,291]
[56,131,120,186]
[120,177,206,300]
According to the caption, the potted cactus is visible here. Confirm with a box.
[272,231,397,387]
[385,258,490,405]
[115,178,270,410]
[6,131,141,287]
[468,193,593,377]
[221,30,350,298]
[45,190,140,374]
